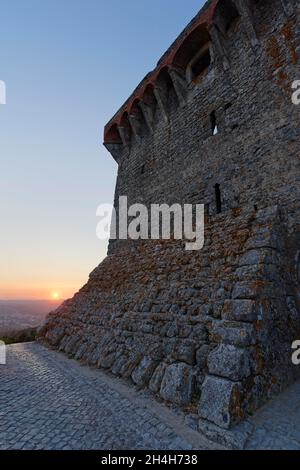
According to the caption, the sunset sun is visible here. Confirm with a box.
[51,292,60,300]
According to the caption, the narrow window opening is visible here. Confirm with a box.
[215,184,222,214]
[224,102,233,111]
[296,252,300,284]
[210,111,218,136]
[141,164,146,175]
[191,49,211,81]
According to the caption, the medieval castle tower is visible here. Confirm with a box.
[40,0,300,431]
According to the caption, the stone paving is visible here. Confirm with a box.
[246,380,300,450]
[0,343,219,450]
[0,342,299,450]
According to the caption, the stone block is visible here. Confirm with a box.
[98,351,116,369]
[208,344,251,380]
[195,344,211,369]
[222,300,257,322]
[239,250,264,266]
[198,376,243,429]
[232,282,258,300]
[44,326,65,347]
[160,363,194,405]
[131,356,157,387]
[211,320,256,347]
[198,418,254,450]
[172,340,195,365]
[149,362,167,393]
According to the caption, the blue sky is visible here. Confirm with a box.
[0,0,205,299]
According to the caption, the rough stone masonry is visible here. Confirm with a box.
[39,0,300,430]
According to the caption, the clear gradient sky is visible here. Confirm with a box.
[0,0,205,301]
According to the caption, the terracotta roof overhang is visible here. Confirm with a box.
[104,0,219,144]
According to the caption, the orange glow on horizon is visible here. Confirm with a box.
[0,282,82,301]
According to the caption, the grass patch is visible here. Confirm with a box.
[0,327,37,345]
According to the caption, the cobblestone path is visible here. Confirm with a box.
[246,380,300,450]
[0,343,218,450]
[1,343,299,450]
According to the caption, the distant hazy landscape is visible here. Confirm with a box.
[0,300,61,336]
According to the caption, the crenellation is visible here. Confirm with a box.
[138,100,155,134]
[209,24,230,71]
[152,87,169,124]
[232,0,260,49]
[168,69,188,107]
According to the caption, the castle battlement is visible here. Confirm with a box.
[104,0,296,163]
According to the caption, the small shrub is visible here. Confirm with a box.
[0,327,37,345]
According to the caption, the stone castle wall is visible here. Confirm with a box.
[107,0,299,248]
[40,205,300,428]
[39,0,300,430]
